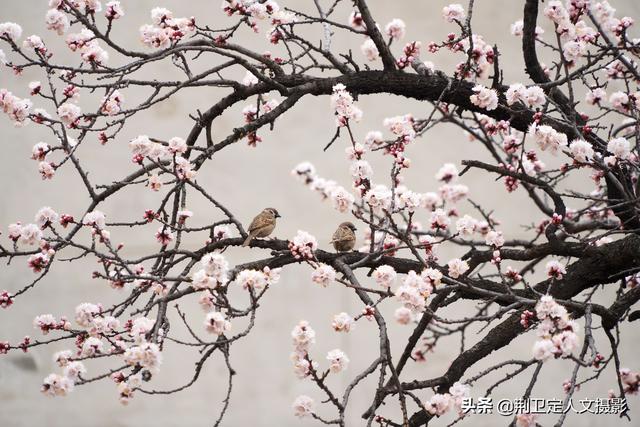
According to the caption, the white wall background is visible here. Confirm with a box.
[1,1,639,426]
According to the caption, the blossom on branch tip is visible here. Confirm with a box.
[332,312,354,333]
[326,349,349,373]
[442,4,465,23]
[385,19,406,40]
[0,22,22,41]
[330,83,362,127]
[291,320,315,353]
[292,395,315,418]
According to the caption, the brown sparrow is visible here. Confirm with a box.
[331,221,357,252]
[242,207,281,247]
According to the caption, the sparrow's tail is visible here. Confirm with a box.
[242,233,253,247]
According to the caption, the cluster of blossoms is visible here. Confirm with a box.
[438,9,496,80]
[393,268,443,324]
[423,381,471,417]
[56,16,111,66]
[0,87,33,127]
[290,316,350,415]
[531,296,580,361]
[191,252,230,290]
[530,118,633,167]
[37,286,164,402]
[505,84,546,109]
[7,207,69,273]
[139,7,195,49]
[234,266,281,291]
[128,135,194,181]
[330,83,362,127]
[528,123,568,155]
[290,320,317,380]
[82,209,112,243]
[545,1,634,66]
[288,230,318,260]
[291,162,355,213]
[221,0,296,44]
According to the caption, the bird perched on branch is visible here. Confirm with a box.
[331,221,357,252]
[242,208,281,247]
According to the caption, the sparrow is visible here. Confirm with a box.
[242,207,281,247]
[331,221,357,252]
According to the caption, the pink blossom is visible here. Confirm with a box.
[348,11,364,30]
[292,395,315,418]
[332,312,354,332]
[204,311,232,335]
[291,320,315,352]
[155,227,174,245]
[360,38,379,61]
[470,85,499,110]
[447,258,469,279]
[201,252,229,285]
[456,215,477,236]
[83,210,106,229]
[329,186,354,213]
[607,137,631,159]
[442,4,465,23]
[394,306,413,324]
[364,185,392,213]
[288,230,318,260]
[81,336,103,357]
[516,413,539,427]
[331,83,362,126]
[311,263,336,287]
[0,22,22,41]
[41,373,74,397]
[19,223,43,245]
[100,90,124,115]
[385,19,406,40]
[569,139,594,162]
[326,349,349,373]
[528,123,567,154]
[435,163,459,183]
[235,269,268,291]
[124,342,162,373]
[424,393,451,416]
[57,102,81,128]
[23,35,46,52]
[45,9,70,35]
[372,265,397,288]
[35,206,59,229]
[105,1,124,20]
[81,43,109,65]
[609,91,630,112]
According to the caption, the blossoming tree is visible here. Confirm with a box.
[1,0,640,426]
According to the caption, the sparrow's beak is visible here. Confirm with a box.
[276,213,282,218]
